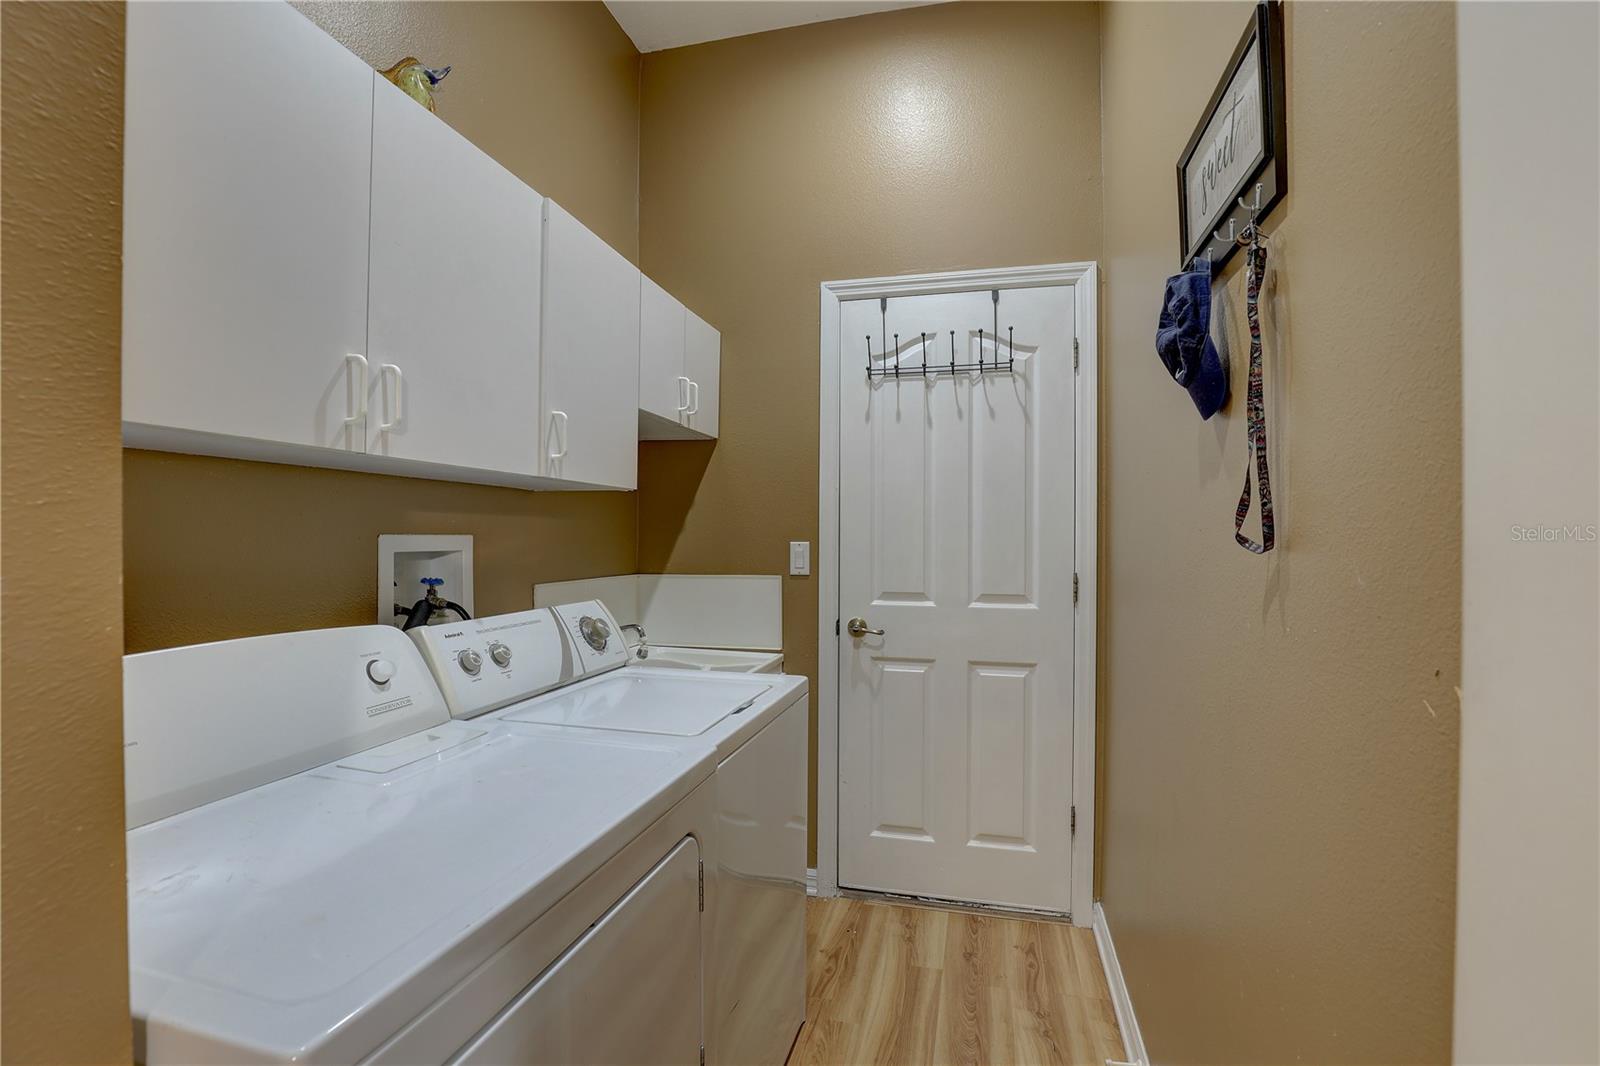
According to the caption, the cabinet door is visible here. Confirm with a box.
[123,0,373,452]
[540,202,640,489]
[684,309,721,439]
[640,276,688,426]
[451,837,702,1065]
[367,76,543,475]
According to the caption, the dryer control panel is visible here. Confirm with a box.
[123,624,449,829]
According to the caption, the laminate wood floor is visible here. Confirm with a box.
[787,896,1124,1066]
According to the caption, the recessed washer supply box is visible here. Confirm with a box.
[378,534,474,626]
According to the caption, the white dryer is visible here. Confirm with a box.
[124,620,717,1064]
[411,600,809,1066]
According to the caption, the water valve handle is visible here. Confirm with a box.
[421,578,445,588]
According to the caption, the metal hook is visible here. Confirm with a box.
[950,330,956,375]
[1237,181,1264,218]
[1007,326,1014,371]
[1212,219,1236,245]
[977,329,985,375]
[865,335,872,380]
[893,334,900,379]
[920,332,928,374]
[991,289,1000,376]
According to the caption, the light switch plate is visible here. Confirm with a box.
[789,541,811,576]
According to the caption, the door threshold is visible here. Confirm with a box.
[838,886,1071,924]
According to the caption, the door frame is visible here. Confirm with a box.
[816,262,1099,925]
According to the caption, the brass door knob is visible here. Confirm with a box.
[846,617,884,637]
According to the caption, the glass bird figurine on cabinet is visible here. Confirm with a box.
[380,57,451,112]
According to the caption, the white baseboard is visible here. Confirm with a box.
[805,867,818,896]
[1093,902,1148,1066]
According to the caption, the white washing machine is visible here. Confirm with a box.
[411,599,809,1066]
[123,621,718,1064]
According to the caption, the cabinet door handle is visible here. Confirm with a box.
[676,376,691,414]
[549,410,569,461]
[687,380,700,416]
[344,354,369,427]
[378,363,403,431]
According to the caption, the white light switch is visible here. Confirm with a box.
[789,541,811,576]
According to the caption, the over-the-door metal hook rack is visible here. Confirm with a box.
[866,290,1017,380]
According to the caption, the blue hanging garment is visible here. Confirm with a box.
[1155,256,1229,420]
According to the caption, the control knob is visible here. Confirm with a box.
[457,648,483,675]
[578,615,611,653]
[488,642,512,668]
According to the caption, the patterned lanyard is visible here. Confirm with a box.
[1233,235,1275,554]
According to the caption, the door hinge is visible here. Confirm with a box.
[835,617,840,637]
[1073,336,1080,372]
[697,859,705,912]
[1073,572,1079,604]
[700,1045,706,1066]
[1071,805,1077,836]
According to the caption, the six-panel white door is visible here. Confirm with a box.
[837,285,1076,912]
[122,0,374,452]
[367,76,544,475]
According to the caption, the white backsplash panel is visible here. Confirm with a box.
[534,574,781,651]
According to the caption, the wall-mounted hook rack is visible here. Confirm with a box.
[1185,180,1277,271]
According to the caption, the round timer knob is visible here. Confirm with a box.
[457,648,483,675]
[488,642,512,668]
[365,658,396,685]
[578,615,611,653]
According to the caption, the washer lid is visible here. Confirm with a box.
[501,673,773,736]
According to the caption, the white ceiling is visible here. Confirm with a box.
[605,1,944,54]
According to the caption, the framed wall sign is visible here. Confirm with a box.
[1176,1,1287,271]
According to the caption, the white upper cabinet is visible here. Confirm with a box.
[639,276,688,431]
[540,202,640,489]
[123,1,682,490]
[638,277,720,441]
[684,309,721,439]
[367,76,543,477]
[123,1,374,453]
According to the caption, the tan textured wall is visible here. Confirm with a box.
[1098,3,1462,1062]
[125,1,643,653]
[635,1,1104,864]
[1,2,135,1060]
